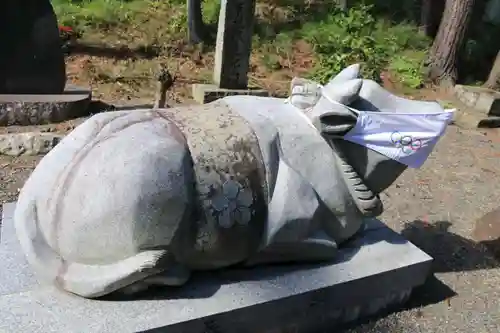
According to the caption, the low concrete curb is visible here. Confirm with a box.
[0,102,166,156]
[0,132,63,156]
[454,85,500,117]
[192,84,269,104]
[0,86,91,126]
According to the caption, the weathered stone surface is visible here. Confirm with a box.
[454,85,500,117]
[0,132,63,156]
[1,202,432,333]
[12,65,449,299]
[0,0,66,94]
[192,83,269,104]
[213,0,257,89]
[0,90,91,126]
[0,203,39,296]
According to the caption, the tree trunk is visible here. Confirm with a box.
[426,0,476,86]
[335,0,348,10]
[187,0,206,44]
[420,0,445,38]
[484,50,500,90]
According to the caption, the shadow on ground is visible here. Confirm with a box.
[337,219,500,332]
[335,275,456,332]
[64,42,161,59]
[473,208,500,259]
[402,220,500,272]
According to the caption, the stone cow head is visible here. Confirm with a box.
[290,64,448,216]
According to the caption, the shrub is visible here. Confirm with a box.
[388,51,427,89]
[300,4,430,85]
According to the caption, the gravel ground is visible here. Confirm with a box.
[341,125,500,332]
[1,125,500,332]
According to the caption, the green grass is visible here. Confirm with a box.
[53,0,431,91]
[53,0,146,28]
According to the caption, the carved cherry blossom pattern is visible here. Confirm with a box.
[210,180,254,228]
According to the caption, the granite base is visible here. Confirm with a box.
[192,84,269,104]
[0,85,91,126]
[454,85,500,117]
[0,202,432,333]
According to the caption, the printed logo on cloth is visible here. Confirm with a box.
[342,110,454,168]
[390,131,422,155]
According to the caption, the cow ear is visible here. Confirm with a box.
[328,64,361,85]
[322,78,362,105]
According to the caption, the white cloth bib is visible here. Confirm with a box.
[342,109,454,168]
[318,86,454,168]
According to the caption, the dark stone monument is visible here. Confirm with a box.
[187,0,206,45]
[0,0,92,126]
[192,0,268,103]
[0,0,66,94]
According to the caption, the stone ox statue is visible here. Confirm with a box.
[14,65,447,298]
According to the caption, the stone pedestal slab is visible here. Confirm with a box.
[192,84,269,104]
[0,85,91,126]
[0,202,432,333]
[454,85,500,117]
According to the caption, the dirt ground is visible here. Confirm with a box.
[2,54,500,331]
[341,126,500,332]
